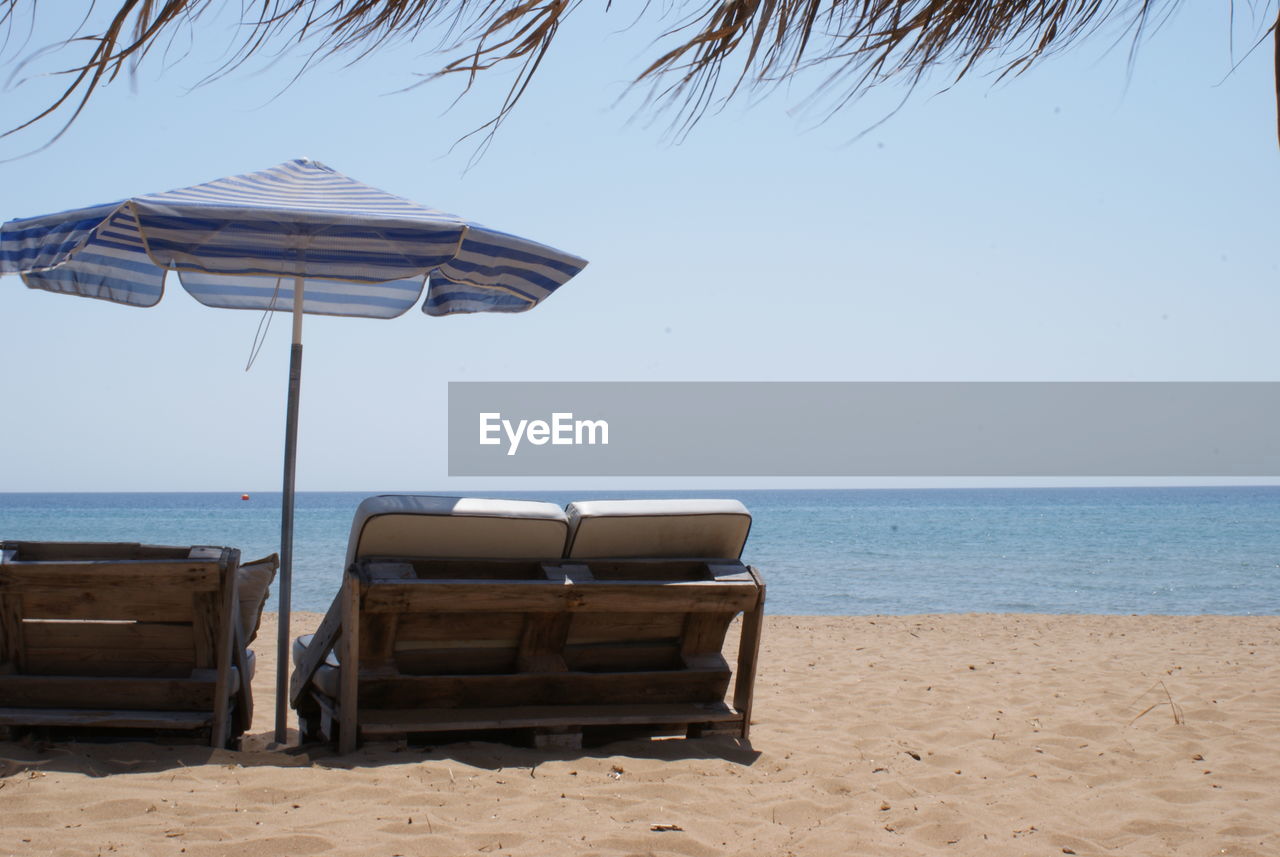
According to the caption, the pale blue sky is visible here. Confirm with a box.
[1,3,1277,491]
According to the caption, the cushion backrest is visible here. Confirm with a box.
[346,495,570,568]
[236,553,279,646]
[564,499,752,559]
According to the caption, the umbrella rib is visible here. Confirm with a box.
[451,222,471,266]
[9,203,130,275]
[125,199,172,277]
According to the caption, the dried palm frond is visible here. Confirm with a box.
[1,1,1277,148]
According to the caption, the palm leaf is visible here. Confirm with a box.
[1,1,1276,146]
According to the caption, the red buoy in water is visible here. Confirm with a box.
[241,494,250,501]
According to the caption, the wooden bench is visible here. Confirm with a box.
[0,541,253,747]
[290,496,765,752]
[294,556,764,751]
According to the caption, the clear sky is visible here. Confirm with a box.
[1,3,1277,492]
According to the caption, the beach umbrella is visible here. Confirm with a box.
[0,158,588,743]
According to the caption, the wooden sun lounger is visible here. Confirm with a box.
[292,556,765,752]
[0,541,252,748]
[289,495,765,752]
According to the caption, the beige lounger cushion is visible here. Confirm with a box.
[293,634,339,698]
[227,650,257,694]
[237,553,279,646]
[345,495,570,567]
[565,499,752,559]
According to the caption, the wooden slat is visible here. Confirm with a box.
[359,702,741,735]
[567,612,684,644]
[339,574,360,754]
[362,580,759,614]
[733,566,767,741]
[2,542,193,562]
[680,612,736,670]
[21,589,195,622]
[394,648,517,675]
[562,642,680,672]
[0,707,211,730]
[289,594,343,707]
[210,551,238,749]
[191,592,219,670]
[571,559,715,581]
[356,668,731,709]
[359,614,400,673]
[394,612,524,643]
[359,558,547,581]
[395,639,519,651]
[516,614,570,673]
[0,675,216,711]
[0,562,222,590]
[22,620,193,653]
[0,593,24,672]
[21,655,192,678]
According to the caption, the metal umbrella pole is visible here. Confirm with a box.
[275,278,304,743]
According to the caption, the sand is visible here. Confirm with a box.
[2,612,1277,856]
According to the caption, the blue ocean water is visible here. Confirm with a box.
[1,487,1276,615]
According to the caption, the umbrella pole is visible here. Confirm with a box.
[275,278,305,744]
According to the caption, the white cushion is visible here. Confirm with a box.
[565,499,752,559]
[292,633,339,668]
[293,634,340,698]
[236,553,278,646]
[345,495,569,568]
[227,649,255,694]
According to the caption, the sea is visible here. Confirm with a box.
[1,487,1277,616]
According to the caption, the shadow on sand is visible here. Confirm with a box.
[0,728,761,779]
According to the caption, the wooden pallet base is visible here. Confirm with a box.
[0,707,212,730]
[290,558,765,753]
[0,705,250,749]
[302,692,745,749]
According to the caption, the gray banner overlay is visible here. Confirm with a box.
[447,382,1280,477]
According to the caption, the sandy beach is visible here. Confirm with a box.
[2,611,1277,856]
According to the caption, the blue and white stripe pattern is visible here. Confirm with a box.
[1,159,587,318]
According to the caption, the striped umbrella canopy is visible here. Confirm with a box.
[0,158,588,743]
